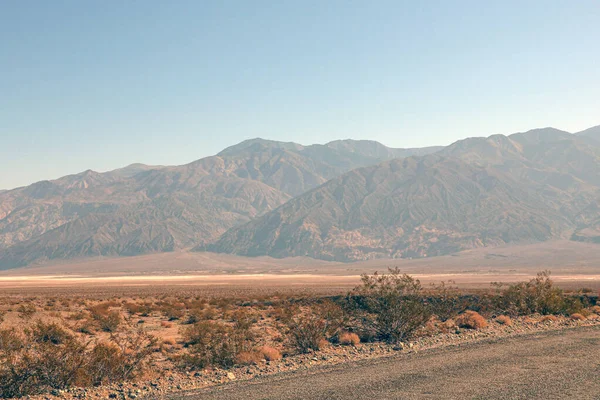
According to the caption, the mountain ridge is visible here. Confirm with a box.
[1,126,599,268]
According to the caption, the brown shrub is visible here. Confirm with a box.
[98,311,121,333]
[287,313,328,354]
[16,303,37,320]
[590,305,600,314]
[86,329,157,386]
[455,311,487,330]
[31,321,73,345]
[236,351,263,365]
[259,346,282,361]
[182,320,253,369]
[570,313,586,321]
[540,315,558,323]
[160,321,174,328]
[495,315,512,326]
[338,332,360,346]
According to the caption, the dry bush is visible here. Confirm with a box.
[160,321,174,328]
[86,329,156,386]
[236,351,263,365]
[428,280,464,321]
[540,315,558,323]
[163,306,185,321]
[495,315,512,326]
[162,337,176,346]
[0,323,87,398]
[0,311,5,325]
[0,317,156,398]
[348,269,431,343]
[16,303,36,321]
[182,319,254,369]
[570,313,586,321]
[98,311,121,333]
[338,332,360,346]
[456,311,487,330]
[590,305,600,314]
[31,321,73,345]
[286,312,329,354]
[259,346,282,361]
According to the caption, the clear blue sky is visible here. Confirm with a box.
[1,1,599,190]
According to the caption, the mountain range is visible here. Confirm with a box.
[1,126,599,268]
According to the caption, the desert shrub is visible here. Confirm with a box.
[570,313,586,321]
[160,321,174,328]
[259,346,282,361]
[97,311,121,333]
[284,300,347,354]
[456,311,487,330]
[16,303,36,321]
[0,325,87,398]
[163,306,185,321]
[182,320,254,369]
[540,315,558,323]
[287,313,328,353]
[428,281,465,321]
[185,308,204,324]
[347,269,431,343]
[590,305,600,314]
[493,271,578,316]
[495,315,512,326]
[0,318,156,398]
[88,303,111,318]
[31,321,73,345]
[86,329,156,386]
[0,311,5,325]
[338,332,360,346]
[235,351,263,365]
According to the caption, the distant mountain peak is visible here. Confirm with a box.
[217,138,304,157]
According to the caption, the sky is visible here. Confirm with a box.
[1,1,599,190]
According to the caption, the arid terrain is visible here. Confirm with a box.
[2,241,600,294]
[1,254,599,399]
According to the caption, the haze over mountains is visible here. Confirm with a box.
[1,126,599,268]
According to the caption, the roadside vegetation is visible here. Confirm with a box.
[0,270,598,398]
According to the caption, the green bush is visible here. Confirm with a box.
[348,268,431,343]
[494,271,583,316]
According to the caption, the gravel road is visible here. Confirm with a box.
[165,325,600,400]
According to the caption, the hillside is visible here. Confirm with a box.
[576,125,600,142]
[0,139,436,268]
[207,129,600,261]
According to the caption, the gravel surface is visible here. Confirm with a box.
[165,325,600,400]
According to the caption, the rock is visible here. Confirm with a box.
[226,372,236,380]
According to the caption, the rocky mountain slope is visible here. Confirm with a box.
[0,140,438,268]
[207,129,600,261]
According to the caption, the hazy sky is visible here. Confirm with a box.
[1,1,599,190]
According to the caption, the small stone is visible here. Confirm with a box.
[226,372,236,380]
